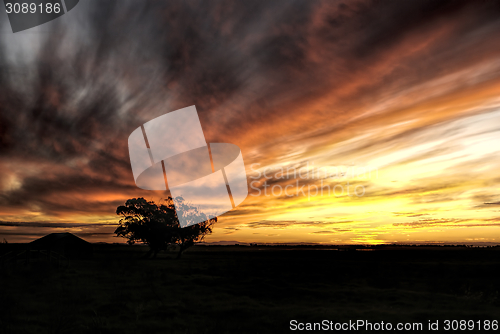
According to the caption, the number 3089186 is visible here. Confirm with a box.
[5,2,61,14]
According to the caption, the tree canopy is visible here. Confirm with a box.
[114,197,216,258]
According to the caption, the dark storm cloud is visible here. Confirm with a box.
[0,221,115,228]
[244,219,353,229]
[311,229,351,234]
[393,217,500,228]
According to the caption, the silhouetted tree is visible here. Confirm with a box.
[114,197,216,258]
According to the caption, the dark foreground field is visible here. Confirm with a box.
[1,244,500,333]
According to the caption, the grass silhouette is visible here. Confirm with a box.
[1,244,499,333]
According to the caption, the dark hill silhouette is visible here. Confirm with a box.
[30,232,92,259]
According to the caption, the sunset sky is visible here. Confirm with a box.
[1,0,500,245]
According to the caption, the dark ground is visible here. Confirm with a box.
[1,244,500,333]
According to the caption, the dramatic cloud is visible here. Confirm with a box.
[1,0,500,244]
